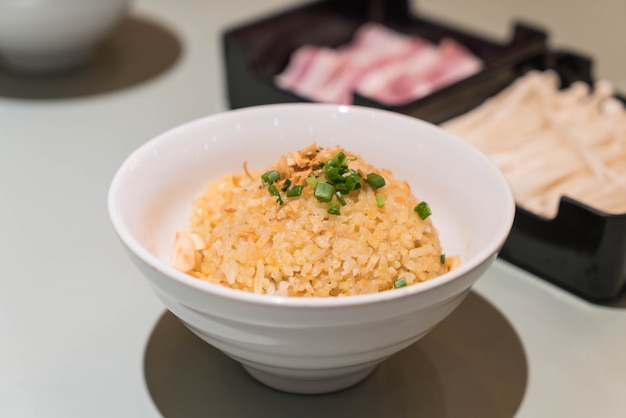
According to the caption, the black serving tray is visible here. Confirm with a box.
[490,51,626,302]
[222,0,548,123]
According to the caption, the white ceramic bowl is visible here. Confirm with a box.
[108,104,515,394]
[0,0,129,74]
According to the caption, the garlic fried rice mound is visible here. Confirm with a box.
[173,144,459,297]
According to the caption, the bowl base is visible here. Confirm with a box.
[0,48,93,75]
[242,364,377,394]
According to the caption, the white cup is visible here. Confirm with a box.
[0,0,129,74]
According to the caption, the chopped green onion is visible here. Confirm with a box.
[268,185,279,196]
[261,151,392,212]
[325,165,344,183]
[393,277,407,289]
[335,191,347,206]
[343,172,362,192]
[286,185,303,197]
[314,182,335,202]
[365,173,386,189]
[414,201,432,220]
[328,202,341,215]
[268,185,283,205]
[440,254,446,264]
[326,151,346,168]
[281,178,292,192]
[375,193,384,208]
[261,170,280,186]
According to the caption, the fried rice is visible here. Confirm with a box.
[173,144,458,297]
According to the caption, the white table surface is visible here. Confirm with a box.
[1,1,624,417]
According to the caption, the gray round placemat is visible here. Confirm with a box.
[0,16,181,99]
[144,291,528,418]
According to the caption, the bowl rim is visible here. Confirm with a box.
[108,103,515,308]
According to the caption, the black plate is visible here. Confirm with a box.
[145,292,528,418]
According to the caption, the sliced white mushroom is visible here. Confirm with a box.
[441,71,626,217]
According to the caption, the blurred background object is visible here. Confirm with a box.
[0,15,182,99]
[0,0,129,75]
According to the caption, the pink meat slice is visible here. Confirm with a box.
[274,23,482,105]
[275,23,433,104]
[274,45,344,101]
[356,38,483,105]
